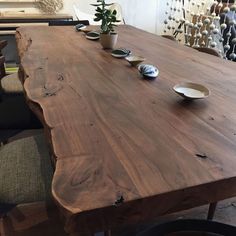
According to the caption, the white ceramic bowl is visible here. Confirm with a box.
[173,82,210,100]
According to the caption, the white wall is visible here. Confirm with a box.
[63,0,161,33]
[0,0,162,33]
[67,0,214,34]
[62,0,215,34]
[0,0,215,35]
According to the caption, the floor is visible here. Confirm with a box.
[0,197,235,236]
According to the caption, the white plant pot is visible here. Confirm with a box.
[100,33,118,49]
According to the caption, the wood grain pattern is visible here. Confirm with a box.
[16,25,236,234]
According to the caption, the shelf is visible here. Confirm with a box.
[0,13,73,19]
[0,22,48,27]
[0,0,37,3]
[0,30,15,34]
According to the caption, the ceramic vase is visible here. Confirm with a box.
[100,33,118,49]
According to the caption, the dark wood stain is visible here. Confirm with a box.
[16,25,236,234]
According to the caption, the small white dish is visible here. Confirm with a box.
[125,55,146,67]
[75,24,87,31]
[173,82,210,100]
[86,31,100,40]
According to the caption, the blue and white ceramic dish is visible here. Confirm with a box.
[111,48,131,58]
[138,64,159,80]
[75,24,87,32]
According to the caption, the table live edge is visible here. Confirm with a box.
[16,25,236,235]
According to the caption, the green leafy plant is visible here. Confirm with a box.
[91,0,120,34]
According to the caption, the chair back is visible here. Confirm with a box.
[194,47,222,58]
[0,56,6,79]
[73,3,100,25]
[49,20,89,26]
[0,40,7,55]
[73,2,125,25]
[109,3,125,24]
[161,35,177,42]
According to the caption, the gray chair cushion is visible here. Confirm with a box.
[0,134,53,205]
[1,73,23,94]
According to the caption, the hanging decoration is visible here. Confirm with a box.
[37,0,63,14]
[163,0,236,61]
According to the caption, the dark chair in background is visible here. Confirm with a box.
[0,34,20,65]
[48,20,89,26]
[161,35,177,42]
[0,39,23,98]
[161,35,222,59]
[0,40,8,77]
[0,55,23,97]
[193,47,222,58]
[0,40,42,142]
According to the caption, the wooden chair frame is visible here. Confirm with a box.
[0,40,7,79]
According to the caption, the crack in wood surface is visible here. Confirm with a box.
[43,84,63,97]
[16,30,32,59]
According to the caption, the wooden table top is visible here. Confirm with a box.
[16,25,236,234]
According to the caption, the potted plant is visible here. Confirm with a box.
[92,0,120,49]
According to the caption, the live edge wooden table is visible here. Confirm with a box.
[16,25,236,235]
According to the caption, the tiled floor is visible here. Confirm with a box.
[1,197,236,236]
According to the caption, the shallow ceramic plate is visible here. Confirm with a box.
[86,31,100,40]
[125,55,146,67]
[111,48,131,58]
[173,82,210,99]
